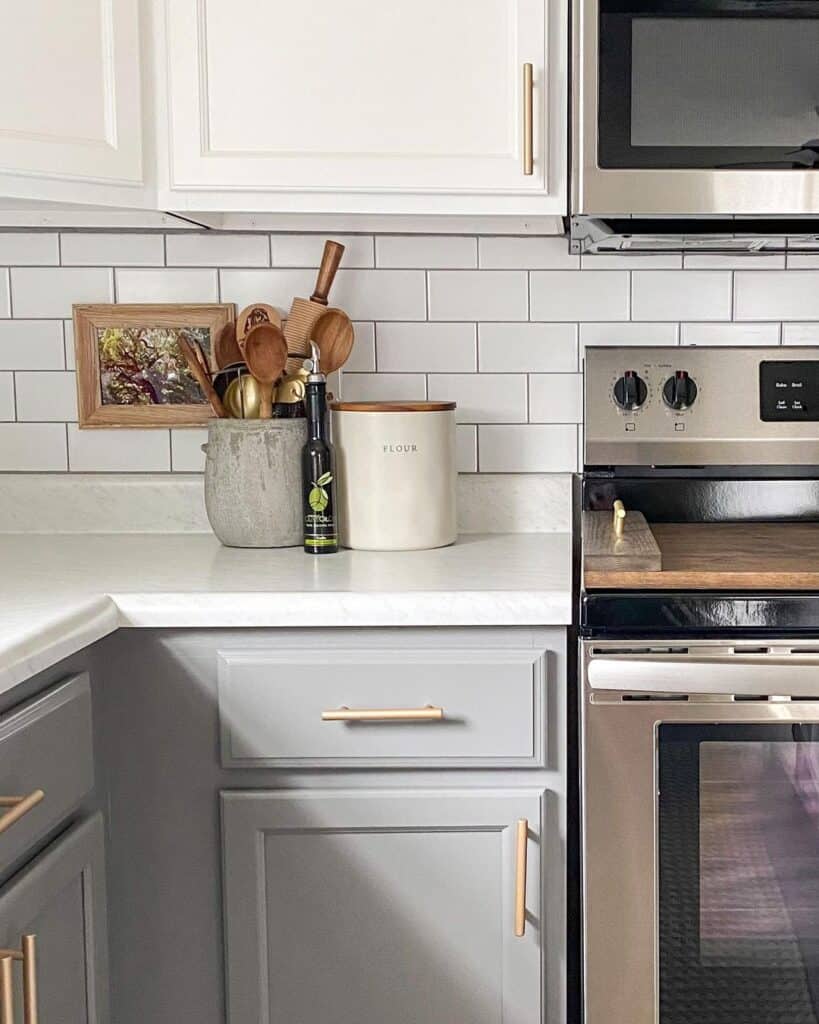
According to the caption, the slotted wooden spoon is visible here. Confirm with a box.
[243,322,288,419]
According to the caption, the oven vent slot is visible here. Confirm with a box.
[621,694,689,702]
[788,648,819,655]
[731,647,771,655]
[591,647,689,656]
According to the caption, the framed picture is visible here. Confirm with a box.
[73,303,236,427]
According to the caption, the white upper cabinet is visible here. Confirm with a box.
[0,0,147,208]
[160,0,566,214]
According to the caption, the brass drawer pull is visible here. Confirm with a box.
[0,934,38,1024]
[0,791,44,835]
[321,706,444,722]
[514,819,529,937]
[522,63,534,175]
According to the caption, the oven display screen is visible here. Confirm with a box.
[760,361,819,421]
[659,725,819,1023]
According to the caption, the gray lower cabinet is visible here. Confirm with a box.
[222,789,544,1024]
[0,814,109,1024]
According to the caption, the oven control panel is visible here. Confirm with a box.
[585,346,819,467]
[760,361,819,421]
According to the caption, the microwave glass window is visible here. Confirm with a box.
[659,725,819,1023]
[598,3,819,170]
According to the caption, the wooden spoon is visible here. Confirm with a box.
[236,304,283,352]
[214,322,243,369]
[312,308,355,374]
[243,322,288,419]
[176,334,227,417]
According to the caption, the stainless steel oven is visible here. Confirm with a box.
[573,0,819,217]
[583,640,819,1024]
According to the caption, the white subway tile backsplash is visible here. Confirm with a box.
[376,235,476,269]
[0,228,817,479]
[0,423,67,470]
[783,323,819,345]
[531,271,630,322]
[11,267,112,317]
[680,322,780,346]
[271,234,374,269]
[479,236,579,270]
[478,424,578,472]
[339,373,426,402]
[632,271,732,321]
[171,428,208,472]
[67,425,171,472]
[735,271,819,320]
[60,233,164,267]
[456,424,478,473]
[479,323,577,372]
[579,322,679,347]
[166,233,269,267]
[376,323,476,372]
[15,371,77,422]
[428,373,526,423]
[329,270,427,321]
[344,323,376,372]
[0,321,65,370]
[529,374,583,423]
[219,269,313,313]
[428,270,527,321]
[0,374,13,421]
[0,233,58,266]
[683,253,785,270]
[115,268,219,304]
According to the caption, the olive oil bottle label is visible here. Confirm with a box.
[304,471,337,550]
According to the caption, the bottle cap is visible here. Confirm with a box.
[303,341,326,383]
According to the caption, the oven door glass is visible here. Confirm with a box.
[660,723,819,1023]
[599,1,819,170]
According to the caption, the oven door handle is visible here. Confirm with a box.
[587,656,819,698]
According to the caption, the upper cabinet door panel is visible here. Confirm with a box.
[166,0,548,192]
[0,0,143,193]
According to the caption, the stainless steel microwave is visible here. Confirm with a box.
[572,0,819,222]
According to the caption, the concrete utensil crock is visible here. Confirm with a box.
[203,418,307,548]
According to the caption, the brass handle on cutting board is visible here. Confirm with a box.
[523,63,534,175]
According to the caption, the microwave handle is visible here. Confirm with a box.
[587,656,819,698]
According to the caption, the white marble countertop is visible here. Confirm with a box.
[0,532,572,695]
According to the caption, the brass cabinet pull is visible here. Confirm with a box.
[0,935,38,1024]
[0,791,44,835]
[522,63,534,175]
[321,705,444,722]
[514,819,529,937]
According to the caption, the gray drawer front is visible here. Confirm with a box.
[0,675,94,876]
[218,649,546,768]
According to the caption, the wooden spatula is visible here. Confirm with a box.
[284,240,345,374]
[243,322,288,420]
[236,303,282,353]
[176,334,227,417]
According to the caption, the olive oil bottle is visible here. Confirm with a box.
[301,342,338,554]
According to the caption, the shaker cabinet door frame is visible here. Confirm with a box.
[221,789,544,1024]
[163,0,552,197]
[0,0,147,207]
[0,814,110,1024]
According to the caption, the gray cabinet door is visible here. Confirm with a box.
[222,789,544,1024]
[0,814,109,1024]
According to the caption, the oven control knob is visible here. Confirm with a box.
[613,371,647,411]
[663,370,698,411]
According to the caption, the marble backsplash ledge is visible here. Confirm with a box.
[0,473,573,535]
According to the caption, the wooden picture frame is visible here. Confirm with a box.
[73,303,236,427]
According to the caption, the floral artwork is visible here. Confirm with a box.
[97,325,209,406]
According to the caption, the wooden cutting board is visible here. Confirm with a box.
[582,510,662,572]
[585,521,819,590]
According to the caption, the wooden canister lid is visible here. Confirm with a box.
[330,401,456,412]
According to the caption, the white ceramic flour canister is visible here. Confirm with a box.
[331,401,457,550]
